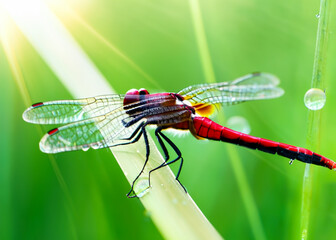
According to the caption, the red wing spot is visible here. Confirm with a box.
[48,128,59,135]
[32,102,44,108]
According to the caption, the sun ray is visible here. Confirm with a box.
[0,8,78,238]
[1,0,114,98]
[66,8,162,90]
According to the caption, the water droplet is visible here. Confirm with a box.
[227,116,251,134]
[82,145,89,151]
[91,143,100,150]
[304,88,326,110]
[316,13,320,18]
[134,178,150,198]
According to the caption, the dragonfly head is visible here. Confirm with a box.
[123,88,150,106]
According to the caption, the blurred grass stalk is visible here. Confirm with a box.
[2,0,222,239]
[189,0,266,239]
[300,0,331,239]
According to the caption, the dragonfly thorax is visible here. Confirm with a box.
[175,98,196,115]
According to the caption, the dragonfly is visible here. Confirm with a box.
[23,72,336,197]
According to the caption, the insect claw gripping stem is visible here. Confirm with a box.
[126,125,150,198]
[126,125,187,198]
[148,157,186,193]
[127,126,187,198]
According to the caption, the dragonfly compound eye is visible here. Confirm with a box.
[123,89,140,106]
[125,89,139,95]
[139,88,149,95]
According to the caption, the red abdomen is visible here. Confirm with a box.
[192,116,336,170]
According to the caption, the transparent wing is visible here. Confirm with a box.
[178,72,284,106]
[22,94,124,124]
[25,93,174,153]
[39,108,146,153]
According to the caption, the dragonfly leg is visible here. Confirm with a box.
[108,121,145,147]
[126,125,151,198]
[119,121,145,141]
[155,127,170,161]
[122,113,146,128]
[148,129,187,193]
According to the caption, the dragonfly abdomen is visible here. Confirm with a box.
[193,117,336,170]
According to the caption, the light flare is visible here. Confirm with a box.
[1,0,113,98]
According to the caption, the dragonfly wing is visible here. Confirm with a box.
[23,94,124,124]
[40,109,145,153]
[230,72,280,85]
[179,72,284,106]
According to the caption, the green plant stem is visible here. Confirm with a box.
[189,1,266,239]
[300,0,331,239]
[3,0,222,239]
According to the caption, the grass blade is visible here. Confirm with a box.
[189,1,266,239]
[300,0,331,239]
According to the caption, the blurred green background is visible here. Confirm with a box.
[1,0,336,239]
